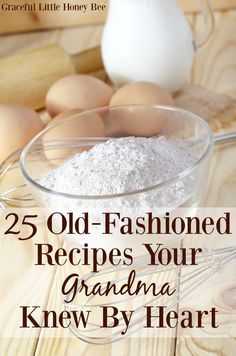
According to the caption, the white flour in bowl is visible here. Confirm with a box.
[41,136,197,208]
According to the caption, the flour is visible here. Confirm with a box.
[41,136,197,208]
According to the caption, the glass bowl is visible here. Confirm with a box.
[20,105,213,210]
[20,104,213,252]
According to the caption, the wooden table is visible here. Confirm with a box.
[0,6,236,356]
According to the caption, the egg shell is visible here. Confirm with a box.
[46,108,84,126]
[46,74,113,117]
[109,82,175,137]
[109,106,166,137]
[110,81,175,107]
[97,107,128,138]
[43,109,105,162]
[0,104,44,162]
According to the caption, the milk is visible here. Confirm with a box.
[102,0,214,92]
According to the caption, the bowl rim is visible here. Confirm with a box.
[20,104,214,201]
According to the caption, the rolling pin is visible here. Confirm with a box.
[0,44,103,110]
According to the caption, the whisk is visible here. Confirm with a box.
[0,132,235,345]
[0,137,109,209]
[64,246,236,344]
[0,148,34,208]
[0,132,235,209]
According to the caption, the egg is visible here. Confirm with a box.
[98,107,128,138]
[109,82,175,137]
[110,81,175,107]
[43,108,105,162]
[46,74,113,117]
[0,104,44,162]
[46,108,84,126]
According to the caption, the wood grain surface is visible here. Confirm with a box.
[0,7,236,356]
[0,0,107,34]
[0,0,235,34]
[192,11,236,97]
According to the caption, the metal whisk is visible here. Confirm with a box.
[0,149,35,208]
[0,133,236,209]
[0,132,236,207]
[65,246,236,344]
[0,137,109,208]
[0,133,235,345]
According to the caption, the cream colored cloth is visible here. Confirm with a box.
[175,84,236,133]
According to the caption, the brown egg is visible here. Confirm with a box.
[98,107,129,138]
[43,109,105,162]
[0,104,44,162]
[109,82,175,137]
[46,108,84,126]
[110,81,175,107]
[109,106,168,137]
[46,74,113,117]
